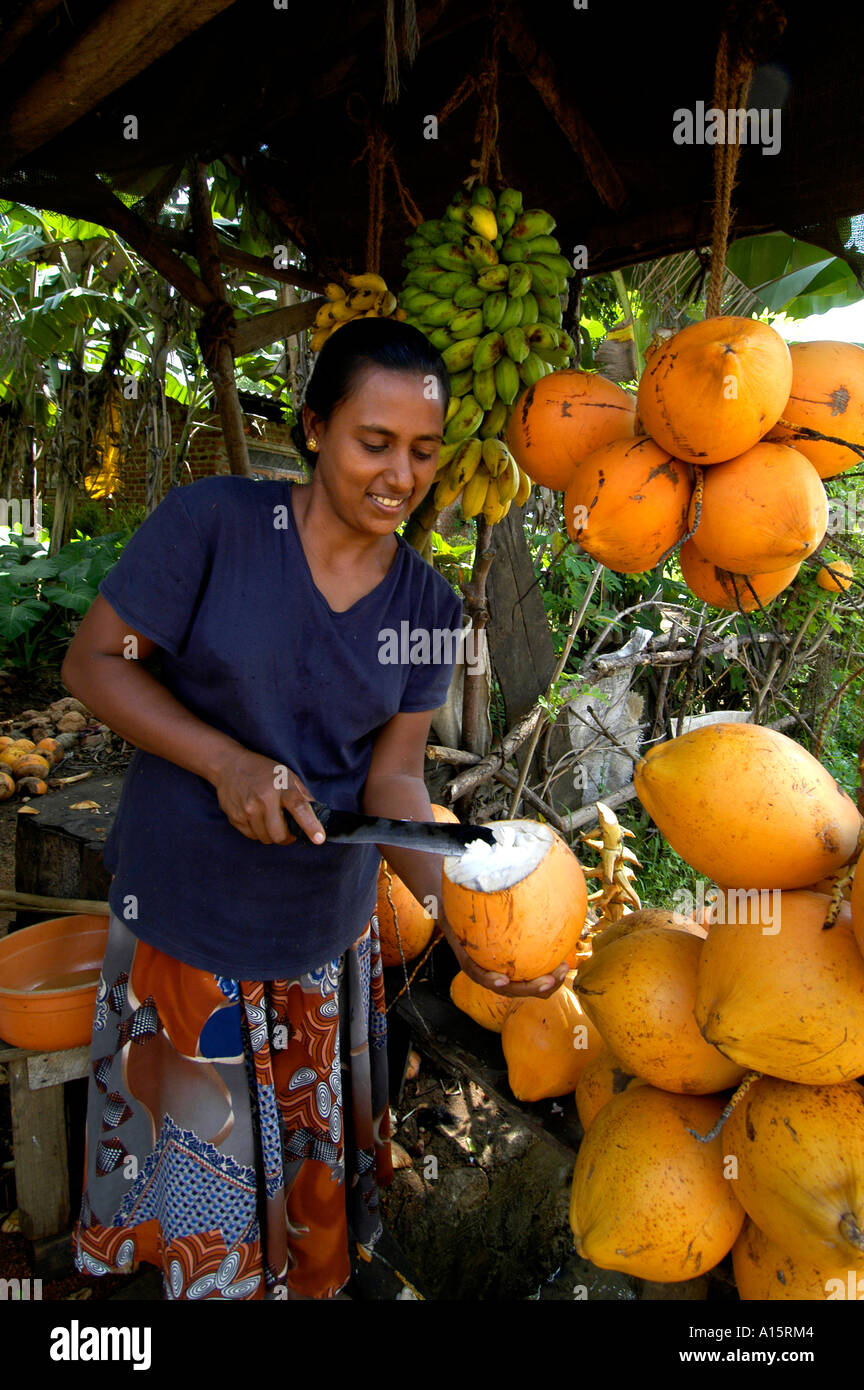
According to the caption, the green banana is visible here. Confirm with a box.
[556,329,577,359]
[471,185,497,210]
[525,251,576,280]
[400,289,439,312]
[473,332,506,372]
[494,356,521,405]
[464,234,499,270]
[522,234,562,256]
[527,260,562,296]
[416,219,448,245]
[496,204,517,237]
[535,292,563,324]
[479,398,509,439]
[433,243,472,273]
[542,346,571,368]
[473,366,497,411]
[431,270,474,297]
[453,282,487,308]
[517,292,539,327]
[449,307,485,340]
[519,351,549,386]
[402,246,438,266]
[501,237,530,264]
[428,327,454,351]
[403,266,448,293]
[448,368,475,397]
[508,262,533,298]
[420,298,458,328]
[476,265,510,291]
[497,188,524,214]
[503,326,529,363]
[498,295,525,332]
[510,209,557,240]
[442,337,482,374]
[525,322,560,354]
[482,291,508,330]
[449,437,484,487]
[444,393,483,444]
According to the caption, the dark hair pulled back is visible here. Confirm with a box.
[290,316,450,467]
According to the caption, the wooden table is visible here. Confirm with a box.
[0,1039,89,1240]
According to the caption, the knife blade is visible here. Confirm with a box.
[282,800,496,855]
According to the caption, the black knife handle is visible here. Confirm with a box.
[281,799,330,841]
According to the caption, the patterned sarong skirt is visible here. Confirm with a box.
[73,910,393,1299]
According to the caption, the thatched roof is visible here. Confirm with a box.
[1,0,862,284]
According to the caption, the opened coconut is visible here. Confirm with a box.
[441,820,588,981]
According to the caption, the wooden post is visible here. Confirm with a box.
[189,160,250,477]
[8,1058,71,1240]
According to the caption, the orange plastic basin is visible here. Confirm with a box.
[0,914,110,1051]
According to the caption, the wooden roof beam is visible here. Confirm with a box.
[0,0,239,169]
[500,3,626,213]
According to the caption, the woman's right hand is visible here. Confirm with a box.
[210,748,326,846]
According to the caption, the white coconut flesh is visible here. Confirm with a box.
[444,820,554,893]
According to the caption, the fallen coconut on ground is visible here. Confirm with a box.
[441,819,588,981]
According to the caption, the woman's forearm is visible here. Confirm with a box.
[61,649,245,788]
[362,772,445,920]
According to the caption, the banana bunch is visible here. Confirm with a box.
[398,185,576,523]
[310,273,405,353]
[431,433,532,525]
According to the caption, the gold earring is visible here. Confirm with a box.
[306,437,318,450]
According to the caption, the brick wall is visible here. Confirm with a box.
[36,399,305,518]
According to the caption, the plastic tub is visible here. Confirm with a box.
[0,914,110,1051]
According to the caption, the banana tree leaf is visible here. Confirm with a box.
[726,233,863,314]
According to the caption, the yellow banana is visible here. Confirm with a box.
[434,475,463,509]
[481,484,508,525]
[310,327,331,353]
[315,304,339,328]
[344,288,380,312]
[434,441,462,477]
[514,467,532,507]
[444,397,461,426]
[348,272,389,294]
[461,467,491,519]
[481,437,510,479]
[325,282,347,300]
[449,438,483,488]
[330,296,360,322]
[496,456,520,504]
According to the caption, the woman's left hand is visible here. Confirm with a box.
[437,911,569,1000]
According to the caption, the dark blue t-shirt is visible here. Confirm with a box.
[97,475,463,978]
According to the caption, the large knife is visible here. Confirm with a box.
[282,800,496,854]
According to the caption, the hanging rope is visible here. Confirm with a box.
[704,3,787,318]
[436,13,504,189]
[384,0,420,103]
[348,97,425,270]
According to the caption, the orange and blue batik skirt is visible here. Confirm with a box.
[73,911,393,1299]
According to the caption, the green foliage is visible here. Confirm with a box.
[0,530,128,670]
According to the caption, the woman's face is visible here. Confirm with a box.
[304,366,445,532]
